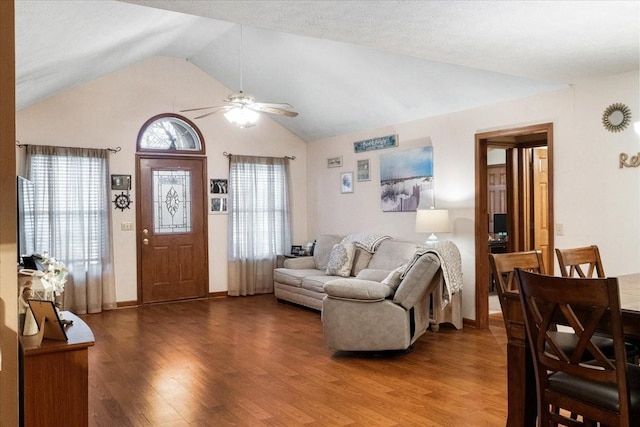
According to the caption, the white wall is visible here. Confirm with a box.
[307,71,640,321]
[16,56,308,302]
[15,58,639,321]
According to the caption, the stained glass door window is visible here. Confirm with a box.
[153,170,192,234]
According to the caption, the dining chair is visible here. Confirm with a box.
[489,251,639,363]
[488,250,545,326]
[556,245,639,363]
[516,269,640,426]
[556,245,605,278]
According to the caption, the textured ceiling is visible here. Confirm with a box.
[15,0,640,141]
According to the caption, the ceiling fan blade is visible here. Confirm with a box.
[193,106,233,120]
[249,104,299,117]
[180,105,223,113]
[253,102,295,110]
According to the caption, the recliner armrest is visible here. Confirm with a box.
[324,278,393,302]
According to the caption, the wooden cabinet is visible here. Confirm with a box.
[20,312,94,427]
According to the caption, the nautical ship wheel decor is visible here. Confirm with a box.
[602,103,632,133]
[113,192,132,211]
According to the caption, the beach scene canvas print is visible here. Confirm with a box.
[380,146,434,212]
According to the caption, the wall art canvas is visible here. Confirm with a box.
[380,146,434,212]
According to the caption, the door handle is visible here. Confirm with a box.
[142,238,149,245]
[142,228,149,235]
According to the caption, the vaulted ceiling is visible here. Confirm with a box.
[15,1,640,141]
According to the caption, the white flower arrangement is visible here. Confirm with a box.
[34,254,68,296]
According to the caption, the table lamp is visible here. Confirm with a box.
[415,208,450,244]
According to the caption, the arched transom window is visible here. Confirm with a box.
[137,114,205,154]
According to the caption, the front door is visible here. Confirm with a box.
[137,156,208,303]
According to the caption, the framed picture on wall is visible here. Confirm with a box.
[210,197,228,214]
[357,159,370,181]
[341,172,354,194]
[327,156,343,168]
[210,179,228,194]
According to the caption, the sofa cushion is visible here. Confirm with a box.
[381,264,406,291]
[313,235,344,270]
[355,269,391,282]
[301,275,337,293]
[326,242,356,277]
[368,240,422,271]
[273,268,325,287]
[351,248,373,277]
[324,278,393,301]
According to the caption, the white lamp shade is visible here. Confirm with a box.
[415,209,450,233]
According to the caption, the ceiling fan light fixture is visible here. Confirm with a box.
[224,106,259,128]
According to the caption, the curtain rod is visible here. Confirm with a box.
[223,151,295,160]
[16,142,122,154]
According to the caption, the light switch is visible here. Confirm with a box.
[121,222,134,231]
[555,223,564,236]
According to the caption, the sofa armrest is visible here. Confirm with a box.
[283,256,316,269]
[324,278,393,301]
[394,253,441,309]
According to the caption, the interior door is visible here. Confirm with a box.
[487,164,507,233]
[137,156,208,303]
[533,148,550,272]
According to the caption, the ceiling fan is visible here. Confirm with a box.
[180,26,298,128]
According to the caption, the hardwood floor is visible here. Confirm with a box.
[81,295,509,426]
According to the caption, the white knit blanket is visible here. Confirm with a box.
[341,233,392,253]
[402,240,463,307]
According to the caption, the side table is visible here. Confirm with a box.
[20,311,95,427]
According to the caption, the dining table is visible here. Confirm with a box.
[501,272,640,427]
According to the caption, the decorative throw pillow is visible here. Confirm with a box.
[350,248,373,277]
[381,264,407,291]
[325,242,356,277]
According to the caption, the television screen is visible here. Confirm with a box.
[17,176,36,263]
[493,213,508,234]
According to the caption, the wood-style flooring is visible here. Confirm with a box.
[81,295,509,426]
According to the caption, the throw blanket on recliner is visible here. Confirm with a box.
[341,233,392,253]
[402,240,463,308]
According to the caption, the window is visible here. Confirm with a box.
[228,156,291,259]
[137,114,204,153]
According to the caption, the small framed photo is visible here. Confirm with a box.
[290,245,304,256]
[327,156,343,168]
[210,197,228,214]
[210,179,228,194]
[341,172,354,194]
[111,174,131,190]
[357,159,370,181]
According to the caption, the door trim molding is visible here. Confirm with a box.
[474,123,554,329]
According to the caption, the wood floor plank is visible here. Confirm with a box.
[82,295,509,426]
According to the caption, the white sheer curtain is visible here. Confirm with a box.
[227,155,291,296]
[26,145,116,314]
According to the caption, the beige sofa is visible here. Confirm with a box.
[273,234,463,345]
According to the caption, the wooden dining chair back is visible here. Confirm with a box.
[489,250,545,295]
[556,245,605,278]
[516,269,639,426]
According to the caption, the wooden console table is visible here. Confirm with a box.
[20,311,95,427]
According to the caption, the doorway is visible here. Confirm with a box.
[474,123,554,328]
[136,156,209,303]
